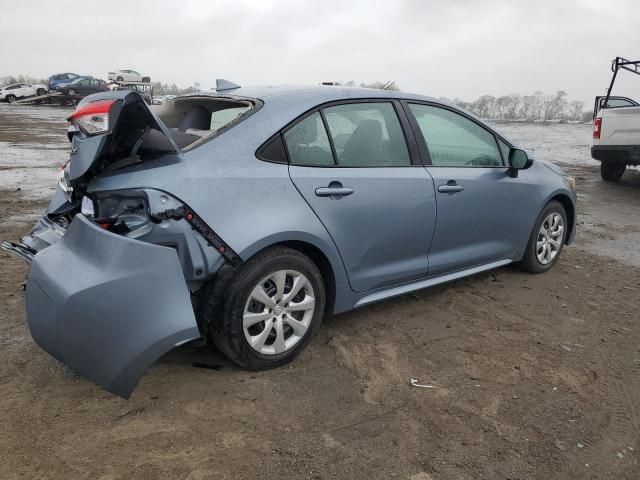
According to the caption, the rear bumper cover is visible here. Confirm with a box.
[591,145,640,164]
[26,214,200,398]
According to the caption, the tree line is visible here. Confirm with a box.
[448,91,591,122]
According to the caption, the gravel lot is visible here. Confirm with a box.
[0,105,639,479]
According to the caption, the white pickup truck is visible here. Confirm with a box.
[591,57,640,181]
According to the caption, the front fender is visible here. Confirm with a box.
[26,214,200,398]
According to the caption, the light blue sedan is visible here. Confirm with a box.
[3,82,576,397]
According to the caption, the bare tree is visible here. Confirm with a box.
[359,81,400,91]
[504,94,521,120]
[473,95,496,119]
[519,95,536,120]
[569,100,585,121]
[543,90,568,120]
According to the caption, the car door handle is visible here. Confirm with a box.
[437,181,464,194]
[315,186,354,197]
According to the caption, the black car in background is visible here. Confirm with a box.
[56,77,109,97]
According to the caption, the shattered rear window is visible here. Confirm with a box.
[152,96,255,151]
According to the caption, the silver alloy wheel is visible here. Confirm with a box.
[243,269,316,355]
[536,212,565,265]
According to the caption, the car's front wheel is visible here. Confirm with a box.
[67,89,76,97]
[201,246,325,370]
[36,88,46,96]
[6,94,16,103]
[601,160,626,182]
[518,201,567,274]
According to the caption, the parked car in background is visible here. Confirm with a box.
[56,77,108,97]
[2,84,576,398]
[108,69,150,83]
[0,83,48,103]
[591,57,640,181]
[48,73,80,92]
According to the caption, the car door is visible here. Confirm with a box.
[287,101,437,293]
[15,84,28,98]
[76,79,91,94]
[406,102,532,277]
[89,79,102,93]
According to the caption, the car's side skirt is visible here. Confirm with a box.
[354,259,513,308]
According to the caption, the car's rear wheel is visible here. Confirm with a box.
[601,160,626,182]
[142,77,150,83]
[201,247,325,370]
[518,201,567,274]
[36,88,46,96]
[6,95,16,103]
[116,76,124,82]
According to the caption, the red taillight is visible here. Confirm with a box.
[593,117,602,139]
[68,99,117,135]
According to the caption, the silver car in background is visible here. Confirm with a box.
[3,82,577,397]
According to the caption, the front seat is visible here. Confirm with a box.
[343,119,383,166]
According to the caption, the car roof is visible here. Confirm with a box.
[185,84,434,100]
[176,85,470,123]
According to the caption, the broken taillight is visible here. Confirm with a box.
[68,99,117,135]
[593,117,602,139]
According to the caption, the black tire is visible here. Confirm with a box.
[601,161,626,182]
[67,89,76,97]
[36,88,46,96]
[116,76,123,82]
[518,201,567,274]
[142,77,150,83]
[6,94,16,103]
[199,246,326,370]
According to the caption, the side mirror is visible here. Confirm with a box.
[507,148,532,178]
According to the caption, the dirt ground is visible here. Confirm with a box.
[0,106,639,479]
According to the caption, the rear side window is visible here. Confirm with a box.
[409,104,503,167]
[605,98,636,108]
[283,112,334,166]
[323,103,410,167]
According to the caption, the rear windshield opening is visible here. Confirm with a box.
[151,96,253,150]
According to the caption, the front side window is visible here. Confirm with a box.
[323,103,410,167]
[498,138,511,164]
[409,104,503,167]
[283,112,334,166]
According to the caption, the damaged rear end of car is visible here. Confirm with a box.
[3,90,257,398]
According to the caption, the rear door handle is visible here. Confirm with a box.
[315,184,354,197]
[437,181,464,194]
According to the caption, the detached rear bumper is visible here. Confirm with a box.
[591,145,640,164]
[26,214,200,398]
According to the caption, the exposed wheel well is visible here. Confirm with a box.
[550,194,575,244]
[271,240,336,317]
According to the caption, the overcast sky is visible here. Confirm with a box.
[2,0,640,104]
